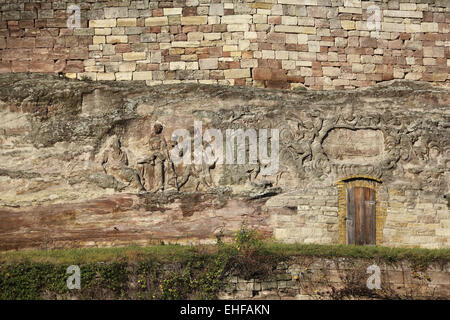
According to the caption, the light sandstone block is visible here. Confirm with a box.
[276,51,289,60]
[244,32,257,40]
[170,61,186,70]
[186,62,199,70]
[221,15,252,24]
[117,18,137,27]
[170,48,184,55]
[95,28,112,35]
[286,34,298,44]
[168,16,182,25]
[145,17,168,26]
[383,10,422,19]
[209,4,224,16]
[423,47,445,58]
[187,32,204,41]
[262,50,275,59]
[341,20,355,30]
[172,41,200,48]
[406,57,415,65]
[328,52,339,62]
[274,25,316,34]
[322,67,340,77]
[298,34,308,44]
[399,3,416,10]
[106,35,128,44]
[423,58,435,66]
[224,69,250,79]
[300,67,312,76]
[85,66,104,72]
[240,59,258,68]
[163,8,182,15]
[90,19,117,28]
[339,7,362,14]
[278,0,317,5]
[123,52,146,61]
[298,52,316,61]
[97,73,116,81]
[271,4,283,15]
[181,16,208,25]
[204,33,222,41]
[282,16,297,25]
[104,7,128,18]
[344,0,361,7]
[282,60,296,70]
[298,17,315,26]
[382,22,405,32]
[208,16,221,25]
[199,58,218,70]
[405,40,422,50]
[181,54,198,61]
[93,36,105,45]
[88,45,100,51]
[405,24,421,33]
[115,72,132,80]
[405,72,422,80]
[239,40,250,51]
[227,24,249,32]
[133,71,153,80]
[251,2,273,9]
[119,62,136,72]
[308,41,320,52]
[421,23,438,33]
[223,45,238,51]
[253,14,268,24]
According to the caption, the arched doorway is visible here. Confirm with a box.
[336,176,386,245]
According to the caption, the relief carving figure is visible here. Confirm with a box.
[138,123,177,192]
[1,72,449,251]
[101,136,144,192]
[176,139,218,192]
[194,160,217,191]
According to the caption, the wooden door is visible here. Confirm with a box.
[346,187,376,245]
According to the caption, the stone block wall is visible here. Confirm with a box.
[0,0,449,90]
[218,257,450,299]
[267,187,340,244]
[267,186,449,249]
[383,189,449,248]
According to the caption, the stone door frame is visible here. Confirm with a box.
[336,175,387,246]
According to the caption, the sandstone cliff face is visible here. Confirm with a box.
[0,73,448,250]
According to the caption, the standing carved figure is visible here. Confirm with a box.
[138,123,177,192]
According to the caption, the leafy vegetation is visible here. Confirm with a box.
[0,227,448,299]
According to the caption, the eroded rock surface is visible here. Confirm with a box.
[0,74,448,250]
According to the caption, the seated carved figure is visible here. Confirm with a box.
[101,135,144,192]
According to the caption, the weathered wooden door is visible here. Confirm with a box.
[346,187,376,245]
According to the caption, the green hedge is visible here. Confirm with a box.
[0,235,448,300]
